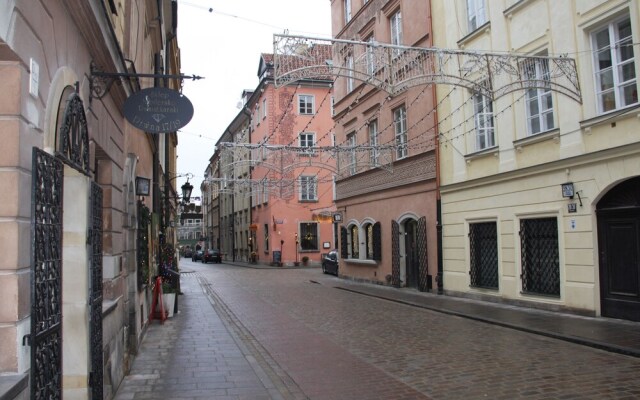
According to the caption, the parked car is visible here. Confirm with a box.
[192,250,204,262]
[183,248,193,258]
[321,250,339,276]
[203,249,222,264]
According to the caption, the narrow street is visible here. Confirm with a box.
[116,260,640,400]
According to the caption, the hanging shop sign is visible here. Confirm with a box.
[123,87,193,133]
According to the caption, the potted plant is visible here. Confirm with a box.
[161,281,177,318]
[301,256,309,266]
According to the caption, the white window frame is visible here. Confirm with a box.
[299,175,317,201]
[467,0,486,32]
[347,132,357,175]
[393,106,407,159]
[346,55,355,92]
[523,55,554,135]
[591,15,638,114]
[344,0,352,24]
[262,98,267,119]
[366,35,376,75]
[390,10,402,47]
[368,119,379,166]
[473,90,495,151]
[298,94,315,115]
[299,132,315,155]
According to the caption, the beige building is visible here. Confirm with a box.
[433,0,640,321]
[1,1,181,398]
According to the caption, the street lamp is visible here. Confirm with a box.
[181,179,193,204]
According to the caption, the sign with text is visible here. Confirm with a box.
[124,87,193,133]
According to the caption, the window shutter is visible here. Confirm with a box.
[340,226,348,258]
[373,222,382,261]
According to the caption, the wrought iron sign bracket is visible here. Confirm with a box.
[89,62,204,103]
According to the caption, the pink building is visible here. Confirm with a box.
[248,52,336,266]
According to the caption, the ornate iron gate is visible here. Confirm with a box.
[29,147,64,400]
[89,181,104,398]
[391,220,400,287]
[417,217,430,292]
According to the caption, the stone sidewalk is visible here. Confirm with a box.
[113,272,305,400]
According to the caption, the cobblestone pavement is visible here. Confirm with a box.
[116,260,640,399]
[191,262,640,400]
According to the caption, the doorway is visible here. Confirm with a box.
[596,177,640,322]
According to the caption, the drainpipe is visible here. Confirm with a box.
[429,11,444,295]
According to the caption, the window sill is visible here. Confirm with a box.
[579,103,640,132]
[464,145,498,164]
[345,258,377,266]
[503,0,532,18]
[513,128,559,152]
[457,21,491,49]
[299,199,318,203]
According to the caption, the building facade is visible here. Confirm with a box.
[0,1,181,398]
[330,0,439,289]
[433,0,640,321]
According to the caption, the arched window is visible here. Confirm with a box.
[364,223,374,259]
[349,225,359,258]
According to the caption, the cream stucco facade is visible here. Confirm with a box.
[433,0,640,320]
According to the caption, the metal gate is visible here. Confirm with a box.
[89,181,104,398]
[391,220,400,287]
[29,147,64,400]
[417,217,430,292]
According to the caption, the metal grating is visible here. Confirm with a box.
[89,181,103,399]
[30,147,63,400]
[417,217,430,292]
[391,220,400,287]
[520,218,560,296]
[469,222,499,290]
[57,92,90,175]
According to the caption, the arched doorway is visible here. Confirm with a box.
[404,219,419,288]
[596,176,640,322]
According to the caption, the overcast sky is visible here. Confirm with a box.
[176,0,332,197]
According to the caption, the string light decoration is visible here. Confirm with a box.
[273,34,582,102]
[212,34,585,198]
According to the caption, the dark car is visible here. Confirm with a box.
[192,250,204,262]
[203,249,222,264]
[183,248,193,258]
[321,250,339,276]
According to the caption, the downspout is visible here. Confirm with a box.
[429,10,444,295]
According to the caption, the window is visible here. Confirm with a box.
[298,94,315,115]
[523,56,554,135]
[473,90,495,150]
[390,10,403,48]
[347,132,357,175]
[299,132,315,155]
[344,0,352,24]
[520,217,559,297]
[262,98,267,119]
[264,223,269,251]
[330,96,335,116]
[299,175,317,201]
[366,35,376,75]
[592,16,638,114]
[364,223,374,260]
[469,222,499,289]
[368,119,379,166]
[300,222,319,251]
[346,55,355,92]
[466,0,486,32]
[349,225,359,258]
[393,106,407,159]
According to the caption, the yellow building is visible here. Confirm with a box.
[433,0,640,321]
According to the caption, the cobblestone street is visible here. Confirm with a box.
[116,260,640,399]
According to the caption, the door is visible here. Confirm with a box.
[404,219,419,288]
[597,177,640,322]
